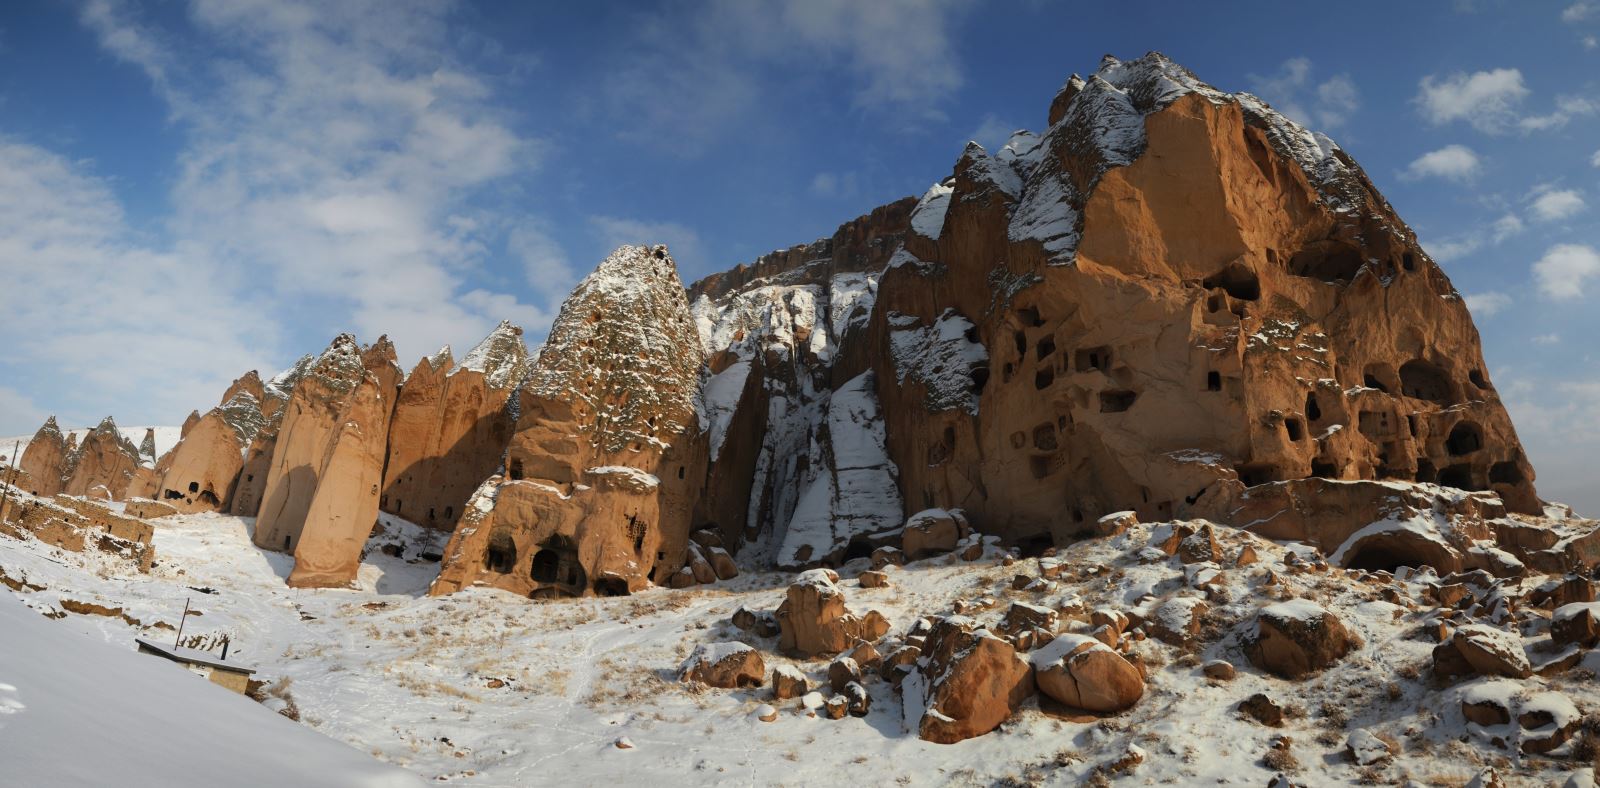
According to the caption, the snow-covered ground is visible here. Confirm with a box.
[1,502,1594,785]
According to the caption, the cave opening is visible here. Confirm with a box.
[1289,239,1366,283]
[1490,460,1524,485]
[1035,367,1055,390]
[1202,261,1261,301]
[1207,371,1222,391]
[1099,389,1137,413]
[1305,392,1322,422]
[485,530,516,574]
[1399,359,1455,404]
[1446,421,1483,456]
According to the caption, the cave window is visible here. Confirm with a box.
[963,326,979,344]
[1206,371,1222,391]
[594,577,630,597]
[1305,392,1322,422]
[284,536,291,551]
[1490,461,1524,485]
[1202,262,1261,301]
[1035,367,1054,390]
[428,507,436,522]
[1099,390,1138,413]
[1284,417,1305,442]
[1013,331,1026,355]
[1009,431,1026,449]
[627,516,648,553]
[188,481,199,494]
[1288,240,1365,283]
[1407,414,1419,438]
[1438,464,1480,492]
[1310,460,1337,478]
[1032,423,1058,451]
[844,538,874,562]
[1446,421,1483,456]
[198,489,219,507]
[246,474,254,483]
[1029,454,1055,479]
[509,459,524,481]
[1075,346,1111,373]
[1236,463,1278,487]
[1358,410,1392,437]
[395,500,402,513]
[1416,459,1438,484]
[969,365,990,396]
[1401,252,1416,272]
[163,489,184,500]
[485,531,516,574]
[444,506,453,521]
[531,549,560,584]
[1036,336,1056,360]
[1399,359,1454,404]
[1002,362,1014,383]
[1469,369,1491,391]
[1207,294,1224,313]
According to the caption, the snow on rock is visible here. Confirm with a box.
[1346,729,1391,765]
[909,181,954,240]
[585,466,661,490]
[697,360,751,462]
[827,272,878,339]
[887,308,988,415]
[0,593,418,787]
[777,372,902,568]
[452,319,531,390]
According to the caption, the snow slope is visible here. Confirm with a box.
[0,590,418,788]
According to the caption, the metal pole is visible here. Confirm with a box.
[173,597,192,650]
[0,440,19,524]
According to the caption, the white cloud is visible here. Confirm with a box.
[1592,149,1600,167]
[1402,144,1481,181]
[1426,235,1483,262]
[1529,188,1588,222]
[508,222,575,298]
[1246,57,1360,129]
[589,216,707,274]
[1532,243,1600,299]
[78,0,552,370]
[1565,1,1598,22]
[809,171,858,199]
[601,0,969,153]
[1584,35,1599,50]
[1533,333,1562,345]
[1492,212,1526,243]
[1415,68,1529,133]
[966,113,1017,152]
[1518,95,1600,131]
[1463,291,1512,316]
[0,137,274,428]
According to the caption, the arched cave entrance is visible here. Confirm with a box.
[593,576,630,597]
[485,529,516,574]
[1399,359,1455,404]
[530,535,585,595]
[1446,421,1483,456]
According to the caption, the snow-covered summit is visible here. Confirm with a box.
[453,319,531,390]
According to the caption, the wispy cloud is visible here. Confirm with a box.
[1463,291,1513,316]
[1518,95,1599,131]
[1247,57,1360,129]
[809,171,859,199]
[1564,1,1599,23]
[1415,68,1529,133]
[1528,186,1588,222]
[599,0,971,154]
[1533,243,1600,299]
[1402,144,1481,181]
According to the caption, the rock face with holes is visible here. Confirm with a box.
[379,321,531,533]
[251,334,403,588]
[62,418,148,501]
[431,245,708,599]
[16,417,71,497]
[155,371,273,514]
[679,50,1540,566]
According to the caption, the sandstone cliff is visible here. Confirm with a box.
[380,321,530,531]
[17,416,70,497]
[432,245,706,597]
[253,335,401,588]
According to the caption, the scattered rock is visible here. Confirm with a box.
[678,642,765,689]
[1433,624,1531,680]
[842,681,870,717]
[756,704,778,722]
[1030,634,1144,713]
[828,657,862,693]
[858,570,889,588]
[901,509,967,560]
[1202,660,1236,681]
[772,665,808,700]
[775,569,890,658]
[1345,729,1390,765]
[907,617,1034,744]
[614,736,634,750]
[824,696,848,720]
[1239,693,1284,727]
[1551,602,1600,648]
[1245,600,1358,679]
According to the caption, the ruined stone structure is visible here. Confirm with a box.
[431,245,707,598]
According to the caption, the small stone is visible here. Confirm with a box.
[858,570,889,588]
[824,696,848,720]
[772,664,808,700]
[614,736,634,750]
[1239,693,1284,727]
[1202,659,1235,681]
[756,704,778,722]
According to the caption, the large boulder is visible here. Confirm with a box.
[1432,624,1532,680]
[901,508,968,560]
[678,642,765,689]
[1551,602,1600,648]
[1030,633,1143,713]
[1244,600,1358,679]
[905,617,1033,744]
[775,569,890,657]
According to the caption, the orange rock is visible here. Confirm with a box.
[775,569,890,658]
[1031,633,1144,713]
[909,617,1034,743]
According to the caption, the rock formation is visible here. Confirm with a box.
[62,418,145,500]
[253,335,401,588]
[683,51,1541,569]
[379,321,530,531]
[156,371,272,514]
[431,245,707,598]
[17,417,70,497]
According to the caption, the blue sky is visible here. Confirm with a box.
[1,0,1597,511]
